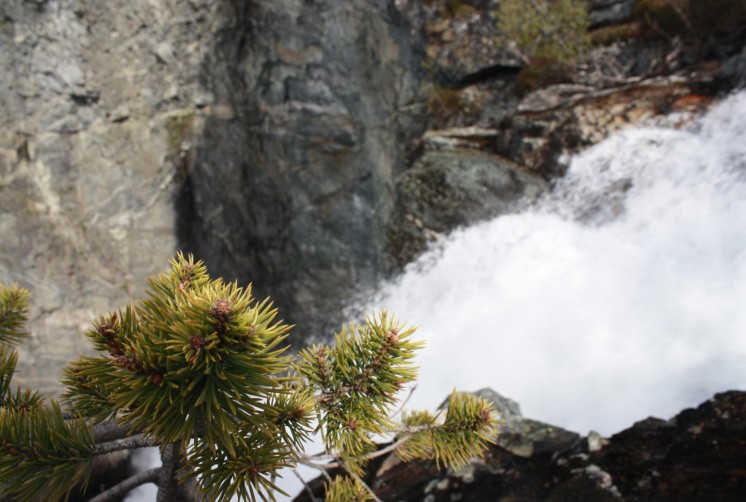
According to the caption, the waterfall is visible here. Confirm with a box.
[359,90,746,436]
[127,92,746,501]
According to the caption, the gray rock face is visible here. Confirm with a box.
[387,145,546,268]
[0,0,228,395]
[4,0,743,400]
[178,0,426,342]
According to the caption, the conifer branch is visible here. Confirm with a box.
[292,468,319,502]
[0,256,498,501]
[156,442,181,502]
[346,468,383,502]
[88,467,161,502]
[0,285,30,346]
[93,436,153,456]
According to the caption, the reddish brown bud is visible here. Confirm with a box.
[190,334,206,350]
[385,328,399,345]
[248,465,260,478]
[114,355,138,372]
[347,418,358,430]
[151,374,163,385]
[19,402,30,414]
[211,298,232,323]
[480,408,491,423]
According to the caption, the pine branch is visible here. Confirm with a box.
[292,468,319,502]
[345,468,382,502]
[0,257,499,502]
[0,285,30,346]
[156,443,181,502]
[93,436,152,456]
[88,467,161,502]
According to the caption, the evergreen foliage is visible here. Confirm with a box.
[497,0,590,64]
[0,255,498,501]
[496,0,590,88]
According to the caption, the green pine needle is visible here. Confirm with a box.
[324,475,374,502]
[0,284,30,346]
[0,401,94,501]
[1,255,500,502]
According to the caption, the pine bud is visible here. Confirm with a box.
[211,298,232,323]
[151,374,163,385]
[386,328,399,345]
[480,408,491,423]
[248,465,260,478]
[190,334,206,350]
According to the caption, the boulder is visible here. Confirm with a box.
[294,390,746,501]
[386,144,546,268]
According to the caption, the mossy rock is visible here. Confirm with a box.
[164,111,195,157]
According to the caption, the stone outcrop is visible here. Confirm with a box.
[0,0,227,395]
[294,390,746,501]
[0,0,427,393]
[178,0,426,342]
[387,147,546,268]
[1,0,744,397]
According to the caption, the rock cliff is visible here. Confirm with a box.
[177,0,426,342]
[1,0,744,397]
[0,0,226,395]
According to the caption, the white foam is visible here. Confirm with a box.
[356,91,746,436]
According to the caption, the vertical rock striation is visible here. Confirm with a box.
[178,0,426,340]
[0,0,427,393]
[0,0,227,395]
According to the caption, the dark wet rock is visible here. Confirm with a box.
[178,0,426,342]
[294,390,746,502]
[715,45,746,90]
[596,391,746,501]
[495,76,711,178]
[386,146,546,268]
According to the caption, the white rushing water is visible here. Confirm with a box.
[357,90,746,437]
